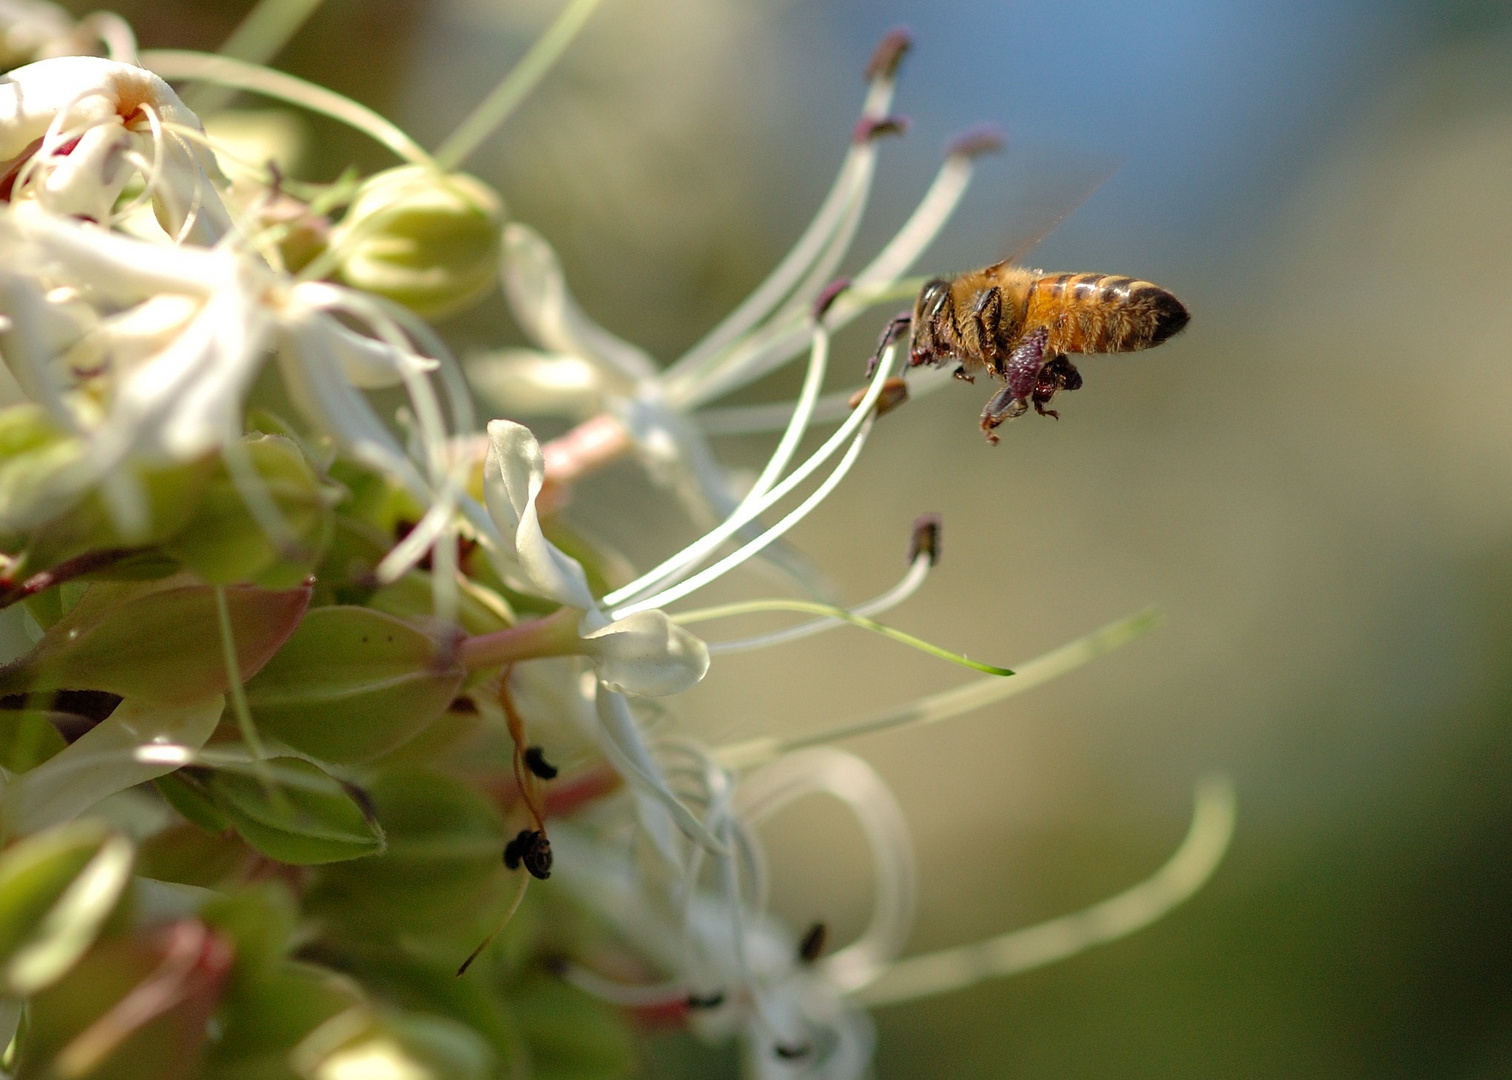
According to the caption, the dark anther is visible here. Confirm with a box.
[798,922,828,964]
[947,124,1006,160]
[813,278,850,321]
[449,696,478,714]
[853,114,910,144]
[847,376,908,418]
[865,27,912,82]
[907,515,942,567]
[524,746,559,780]
[686,991,726,1010]
[503,829,553,879]
[774,1043,813,1061]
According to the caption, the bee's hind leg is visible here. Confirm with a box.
[979,382,1028,444]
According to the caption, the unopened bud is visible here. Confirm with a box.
[330,165,504,318]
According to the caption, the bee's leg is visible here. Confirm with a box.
[952,365,974,383]
[1004,325,1049,404]
[979,382,1028,444]
[1031,354,1083,418]
[970,287,1006,375]
[867,312,912,378]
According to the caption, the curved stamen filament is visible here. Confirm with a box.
[854,775,1237,1006]
[433,0,607,171]
[141,50,434,167]
[661,41,906,391]
[605,341,897,614]
[714,608,1162,771]
[700,554,931,654]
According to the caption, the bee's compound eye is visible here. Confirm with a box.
[918,279,951,321]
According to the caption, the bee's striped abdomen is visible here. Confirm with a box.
[1026,272,1189,355]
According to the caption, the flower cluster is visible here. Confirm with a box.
[0,4,1232,1079]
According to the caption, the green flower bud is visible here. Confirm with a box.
[0,579,311,704]
[244,606,465,764]
[204,757,385,865]
[330,165,504,318]
[0,820,134,996]
[205,960,364,1070]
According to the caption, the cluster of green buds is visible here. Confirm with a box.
[0,3,1234,1079]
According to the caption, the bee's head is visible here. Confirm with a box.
[909,278,954,366]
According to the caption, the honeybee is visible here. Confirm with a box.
[881,265,1189,442]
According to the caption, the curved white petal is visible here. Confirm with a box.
[501,223,658,383]
[483,418,599,616]
[583,609,709,697]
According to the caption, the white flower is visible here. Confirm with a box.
[0,56,228,242]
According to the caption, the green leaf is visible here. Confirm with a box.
[136,822,255,890]
[200,882,298,990]
[206,960,364,1073]
[0,579,310,703]
[244,607,464,763]
[306,768,505,937]
[0,709,68,772]
[293,1010,496,1080]
[205,757,385,865]
[152,771,232,833]
[161,436,338,588]
[3,695,225,834]
[0,820,134,996]
[513,975,636,1080]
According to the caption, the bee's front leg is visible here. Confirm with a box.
[970,287,1005,374]
[868,312,912,378]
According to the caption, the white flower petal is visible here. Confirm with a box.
[583,609,709,697]
[483,418,599,615]
[501,223,658,383]
[466,347,609,418]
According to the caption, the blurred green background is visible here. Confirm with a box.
[67,0,1512,1074]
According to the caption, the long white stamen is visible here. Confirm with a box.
[661,59,904,391]
[142,50,435,167]
[849,148,981,292]
[706,552,931,655]
[605,342,895,613]
[713,609,1162,771]
[854,776,1237,1006]
[619,412,873,616]
[676,143,988,412]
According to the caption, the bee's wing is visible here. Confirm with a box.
[996,161,1118,267]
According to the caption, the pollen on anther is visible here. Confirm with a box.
[948,124,1006,160]
[908,514,942,566]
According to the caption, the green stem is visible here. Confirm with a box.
[433,0,607,170]
[674,598,1014,676]
[213,586,280,802]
